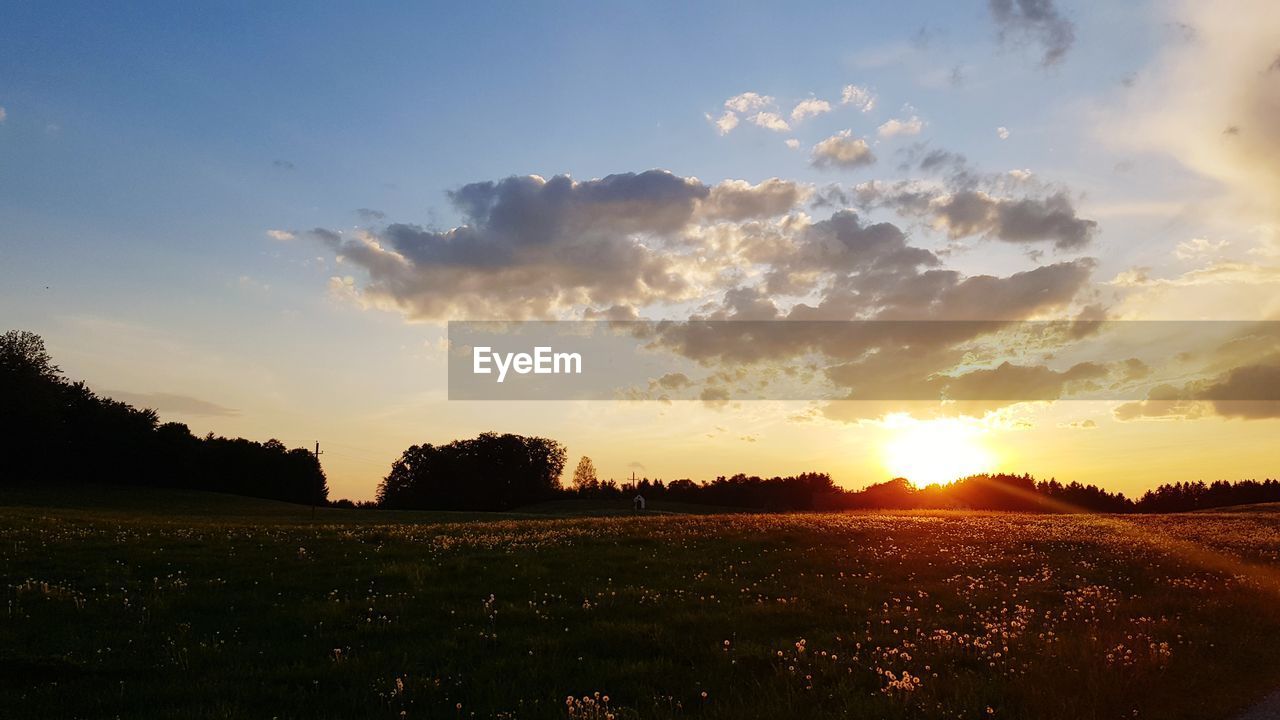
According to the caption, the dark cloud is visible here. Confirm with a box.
[356,208,386,221]
[863,146,1098,249]
[700,179,808,221]
[989,0,1077,66]
[792,211,940,275]
[272,159,296,171]
[1113,384,1207,422]
[931,191,1096,249]
[311,171,724,319]
[940,361,1107,401]
[1114,352,1280,421]
[811,131,877,170]
[654,372,693,390]
[583,304,640,321]
[864,184,1096,250]
[308,167,1112,419]
[1197,362,1280,419]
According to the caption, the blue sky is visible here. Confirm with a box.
[3,1,1278,499]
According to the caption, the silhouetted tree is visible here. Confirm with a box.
[377,433,566,510]
[572,456,599,492]
[0,330,327,504]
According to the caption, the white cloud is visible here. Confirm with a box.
[811,131,876,169]
[785,138,800,150]
[1175,237,1229,260]
[749,111,791,132]
[706,110,739,135]
[724,92,773,113]
[266,229,296,241]
[790,98,832,122]
[840,84,876,112]
[1114,0,1280,226]
[1111,261,1280,288]
[0,106,7,123]
[877,116,924,138]
[997,126,1011,140]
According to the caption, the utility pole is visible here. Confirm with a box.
[312,441,323,519]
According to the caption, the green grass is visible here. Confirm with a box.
[3,487,1280,719]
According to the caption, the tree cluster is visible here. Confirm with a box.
[565,467,838,511]
[838,474,1134,513]
[1135,479,1280,513]
[0,330,327,504]
[376,432,566,510]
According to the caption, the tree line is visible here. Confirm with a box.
[378,443,1279,515]
[1,330,327,504]
[8,329,1276,515]
[349,428,1280,514]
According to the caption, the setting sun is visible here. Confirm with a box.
[883,418,996,487]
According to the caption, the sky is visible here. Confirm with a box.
[2,0,1278,500]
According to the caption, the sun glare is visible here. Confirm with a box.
[883,418,996,488]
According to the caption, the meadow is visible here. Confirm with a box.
[3,488,1280,719]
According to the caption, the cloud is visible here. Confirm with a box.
[712,93,797,134]
[1109,261,1280,288]
[855,147,1099,250]
[356,208,386,221]
[749,111,791,132]
[942,361,1107,400]
[1197,361,1280,419]
[840,85,877,112]
[811,131,876,169]
[714,92,834,134]
[307,171,813,319]
[0,106,7,122]
[106,391,240,417]
[272,159,296,171]
[878,116,925,138]
[871,189,1095,249]
[724,92,774,113]
[989,0,1077,66]
[654,372,692,390]
[785,138,800,150]
[1115,0,1280,236]
[936,191,1096,249]
[304,167,1117,420]
[700,179,810,221]
[1113,335,1280,421]
[791,98,832,122]
[707,110,739,135]
[997,126,1011,140]
[641,261,1098,417]
[1175,237,1228,260]
[266,229,296,241]
[1113,392,1208,421]
[699,386,731,405]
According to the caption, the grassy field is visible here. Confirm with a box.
[3,488,1280,719]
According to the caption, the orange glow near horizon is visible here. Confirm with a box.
[882,417,997,488]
